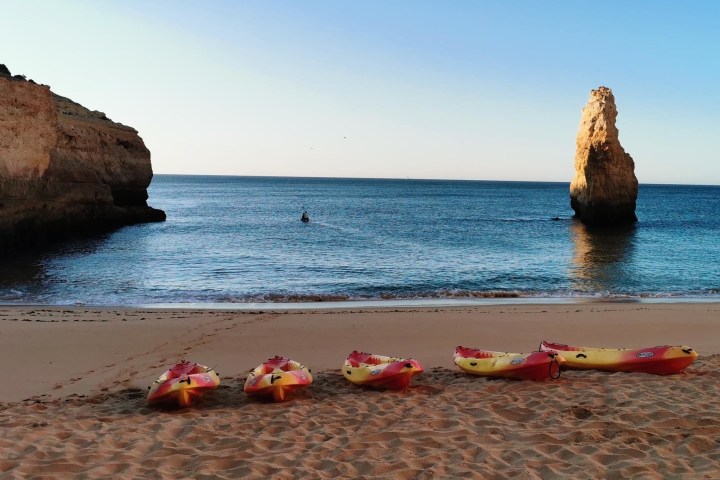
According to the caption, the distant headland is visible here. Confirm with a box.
[0,64,165,253]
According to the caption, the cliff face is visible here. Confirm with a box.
[0,65,165,252]
[570,86,638,225]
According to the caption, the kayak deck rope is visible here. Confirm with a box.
[549,353,562,379]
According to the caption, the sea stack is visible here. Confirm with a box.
[570,86,638,225]
[0,64,165,252]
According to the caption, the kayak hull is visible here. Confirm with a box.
[539,341,698,375]
[454,346,565,380]
[342,351,424,390]
[244,356,313,402]
[147,361,220,407]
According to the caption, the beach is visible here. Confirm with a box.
[1,303,719,478]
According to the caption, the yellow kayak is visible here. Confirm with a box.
[454,346,565,380]
[147,361,220,407]
[342,351,424,390]
[539,341,698,375]
[244,356,312,402]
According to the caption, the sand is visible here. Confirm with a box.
[1,303,719,478]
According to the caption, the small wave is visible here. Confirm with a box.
[224,288,720,304]
[253,293,354,303]
[4,288,720,307]
[391,290,522,299]
[218,290,526,303]
[0,289,25,301]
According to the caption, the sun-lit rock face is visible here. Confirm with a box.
[0,64,165,251]
[570,86,638,225]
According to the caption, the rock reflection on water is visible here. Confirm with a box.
[570,221,637,293]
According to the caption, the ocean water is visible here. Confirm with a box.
[1,175,719,306]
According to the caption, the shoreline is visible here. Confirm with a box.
[3,294,720,312]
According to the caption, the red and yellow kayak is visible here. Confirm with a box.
[539,341,698,375]
[147,361,220,407]
[454,346,565,380]
[342,351,424,390]
[243,356,313,402]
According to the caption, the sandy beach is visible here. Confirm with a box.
[1,302,719,478]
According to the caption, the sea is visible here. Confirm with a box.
[1,175,719,308]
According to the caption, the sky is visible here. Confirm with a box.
[2,1,719,184]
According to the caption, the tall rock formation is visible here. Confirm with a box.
[0,64,165,252]
[570,86,638,225]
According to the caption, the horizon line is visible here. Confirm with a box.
[151,173,720,188]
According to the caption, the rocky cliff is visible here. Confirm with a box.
[0,65,165,252]
[570,86,638,225]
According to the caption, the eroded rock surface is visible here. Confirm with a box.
[0,64,165,251]
[570,86,638,225]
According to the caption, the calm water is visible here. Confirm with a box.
[1,175,719,306]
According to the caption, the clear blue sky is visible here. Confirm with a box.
[2,1,719,184]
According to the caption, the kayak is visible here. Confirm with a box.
[342,351,424,390]
[244,356,312,401]
[454,346,565,380]
[539,341,699,375]
[147,361,220,407]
